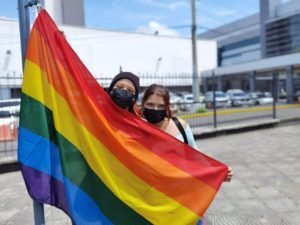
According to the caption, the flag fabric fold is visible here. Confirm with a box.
[18,10,228,225]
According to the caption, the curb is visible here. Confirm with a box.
[193,119,281,139]
[0,160,19,174]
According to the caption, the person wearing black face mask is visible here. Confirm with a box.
[141,84,197,147]
[110,88,135,109]
[141,84,233,225]
[107,72,141,116]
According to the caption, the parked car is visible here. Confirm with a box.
[249,92,274,105]
[178,93,205,112]
[0,98,21,116]
[169,92,181,113]
[136,92,144,108]
[176,92,204,101]
[179,93,194,111]
[226,89,254,107]
[0,99,20,141]
[204,91,231,108]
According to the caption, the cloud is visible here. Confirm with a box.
[138,0,188,11]
[136,21,179,36]
[214,9,236,16]
[168,2,189,10]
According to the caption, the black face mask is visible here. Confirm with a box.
[110,88,135,109]
[143,108,167,124]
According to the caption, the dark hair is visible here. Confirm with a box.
[107,72,141,116]
[107,72,140,100]
[142,84,172,118]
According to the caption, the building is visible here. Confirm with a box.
[199,0,300,103]
[0,15,217,99]
[40,0,85,26]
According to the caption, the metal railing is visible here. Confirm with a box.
[1,73,299,163]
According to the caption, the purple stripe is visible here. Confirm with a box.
[20,163,70,216]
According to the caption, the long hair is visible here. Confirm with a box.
[142,84,172,119]
[129,103,141,117]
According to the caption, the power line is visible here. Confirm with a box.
[227,0,258,12]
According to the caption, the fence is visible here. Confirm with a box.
[1,72,299,163]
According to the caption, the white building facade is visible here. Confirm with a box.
[199,0,300,103]
[0,16,217,99]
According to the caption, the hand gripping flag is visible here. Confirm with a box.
[18,10,228,225]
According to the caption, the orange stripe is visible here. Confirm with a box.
[30,19,227,190]
[26,26,224,213]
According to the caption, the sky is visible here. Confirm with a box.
[0,0,259,37]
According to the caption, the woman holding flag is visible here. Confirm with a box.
[141,84,233,224]
[107,71,141,116]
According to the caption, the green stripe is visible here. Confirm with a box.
[20,93,151,225]
[20,93,57,145]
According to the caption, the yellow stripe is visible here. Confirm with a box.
[22,59,199,224]
[25,25,220,214]
[180,104,300,119]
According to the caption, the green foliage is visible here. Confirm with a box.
[196,107,207,113]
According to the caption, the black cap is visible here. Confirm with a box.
[108,72,140,100]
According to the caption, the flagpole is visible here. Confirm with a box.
[18,1,45,224]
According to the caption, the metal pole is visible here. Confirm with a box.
[249,71,256,93]
[18,0,30,69]
[18,1,45,224]
[212,71,217,128]
[272,73,278,119]
[33,202,45,225]
[286,65,294,104]
[191,0,200,102]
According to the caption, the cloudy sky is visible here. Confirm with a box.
[0,0,259,37]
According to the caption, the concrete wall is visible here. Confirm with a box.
[0,18,217,88]
[0,19,22,89]
[62,26,217,86]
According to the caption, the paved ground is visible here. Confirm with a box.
[200,123,300,225]
[1,123,300,224]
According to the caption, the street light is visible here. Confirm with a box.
[191,0,200,101]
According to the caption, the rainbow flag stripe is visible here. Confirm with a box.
[18,10,228,225]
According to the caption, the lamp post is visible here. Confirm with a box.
[191,0,200,102]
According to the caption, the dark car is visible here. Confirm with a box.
[226,89,254,107]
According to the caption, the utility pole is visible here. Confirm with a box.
[18,0,31,68]
[191,0,200,102]
[18,1,45,224]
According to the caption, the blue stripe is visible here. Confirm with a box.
[18,127,113,225]
[18,127,64,181]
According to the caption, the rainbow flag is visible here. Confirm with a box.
[18,10,228,225]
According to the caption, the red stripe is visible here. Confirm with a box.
[30,10,228,190]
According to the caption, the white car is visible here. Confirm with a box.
[204,91,231,108]
[178,93,205,112]
[0,98,21,116]
[0,99,20,141]
[254,92,274,105]
[179,94,194,111]
[169,92,181,113]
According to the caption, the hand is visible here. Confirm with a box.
[224,166,233,182]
